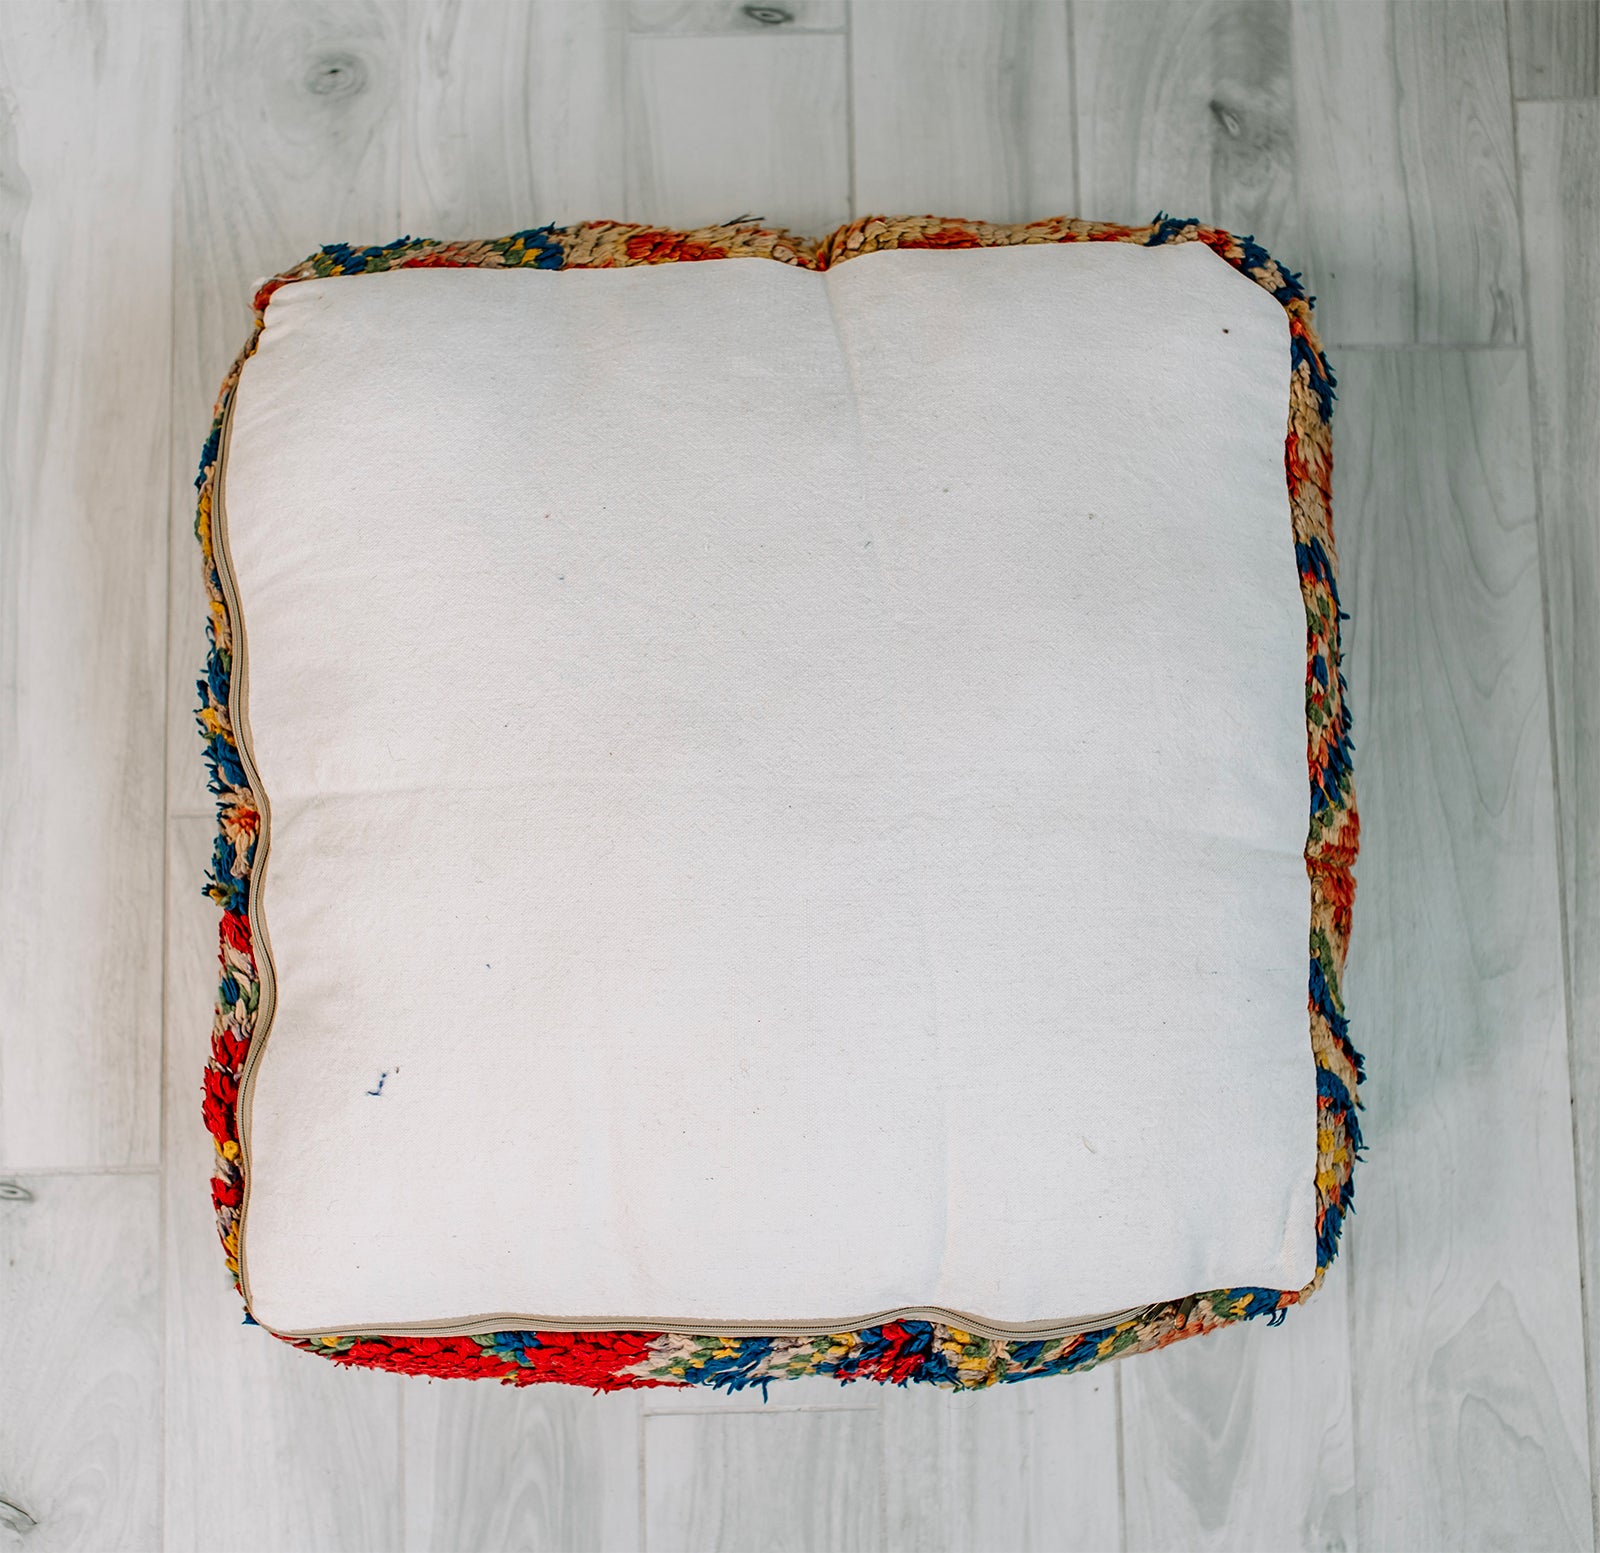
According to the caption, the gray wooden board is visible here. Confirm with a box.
[1120,1268,1357,1552]
[629,0,846,34]
[1519,97,1600,1553]
[0,1173,162,1553]
[1074,0,1523,347]
[878,1371,1122,1552]
[644,1406,884,1552]
[850,0,1077,224]
[625,30,850,231]
[401,1,628,237]
[404,1377,643,1552]
[1508,0,1599,100]
[1339,345,1593,1551]
[0,0,175,1170]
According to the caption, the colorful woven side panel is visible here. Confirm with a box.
[196,214,1361,1392]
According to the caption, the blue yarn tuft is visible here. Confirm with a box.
[195,427,220,491]
[1145,211,1200,247]
[506,225,566,269]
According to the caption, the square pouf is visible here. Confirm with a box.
[197,215,1361,1390]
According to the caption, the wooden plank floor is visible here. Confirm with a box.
[1,2,1595,1548]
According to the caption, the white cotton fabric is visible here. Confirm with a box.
[223,240,1317,1335]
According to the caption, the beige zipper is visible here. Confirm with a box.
[212,377,1155,1349]
[262,1303,1151,1345]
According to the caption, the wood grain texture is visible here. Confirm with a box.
[644,1407,883,1551]
[850,0,1076,223]
[0,0,176,1169]
[641,1377,879,1411]
[162,817,404,1553]
[404,1383,642,1553]
[1289,0,1431,347]
[1121,1269,1357,1552]
[1074,0,1294,229]
[879,1374,1121,1552]
[1339,347,1593,1551]
[166,0,406,822]
[1508,0,1599,100]
[0,1173,161,1553]
[1074,0,1523,346]
[401,1,628,236]
[1372,1,1523,344]
[1071,0,1300,285]
[1518,99,1600,1552]
[625,32,849,232]
[629,0,846,33]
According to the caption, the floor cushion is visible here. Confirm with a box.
[196,214,1361,1390]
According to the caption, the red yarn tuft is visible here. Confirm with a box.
[623,230,729,265]
[899,225,982,250]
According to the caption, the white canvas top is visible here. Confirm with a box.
[221,239,1316,1336]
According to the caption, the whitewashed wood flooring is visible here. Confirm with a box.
[1,2,1596,1548]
